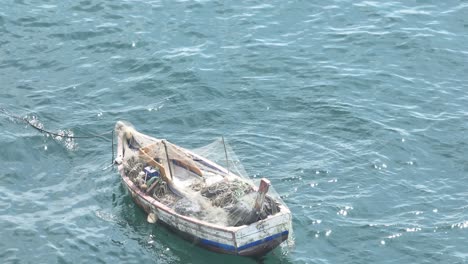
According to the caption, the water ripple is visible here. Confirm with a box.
[1,0,467,263]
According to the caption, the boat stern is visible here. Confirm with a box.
[233,209,291,256]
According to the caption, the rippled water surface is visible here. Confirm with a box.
[1,0,467,263]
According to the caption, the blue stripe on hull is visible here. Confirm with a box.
[199,230,289,253]
[238,231,289,251]
[199,238,236,251]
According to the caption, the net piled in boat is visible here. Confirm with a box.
[116,122,284,227]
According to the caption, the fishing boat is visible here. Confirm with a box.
[114,121,292,256]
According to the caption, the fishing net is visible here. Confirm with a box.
[115,121,285,227]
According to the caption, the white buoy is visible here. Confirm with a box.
[147,212,158,224]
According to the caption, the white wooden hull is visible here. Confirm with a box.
[118,164,291,256]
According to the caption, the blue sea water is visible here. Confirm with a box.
[1,0,467,263]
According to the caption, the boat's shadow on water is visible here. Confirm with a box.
[113,183,293,264]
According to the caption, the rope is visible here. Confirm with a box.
[1,107,112,141]
[112,129,114,164]
[1,107,116,164]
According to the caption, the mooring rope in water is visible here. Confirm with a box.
[0,108,112,140]
[0,107,115,164]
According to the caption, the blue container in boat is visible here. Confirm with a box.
[144,166,160,180]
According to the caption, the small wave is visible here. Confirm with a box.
[95,210,119,223]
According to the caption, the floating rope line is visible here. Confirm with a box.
[1,107,112,140]
[1,107,115,163]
